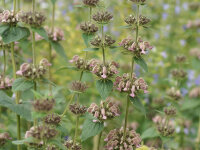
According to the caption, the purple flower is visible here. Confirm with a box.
[162,13,168,20]
[195,75,200,85]
[175,6,180,14]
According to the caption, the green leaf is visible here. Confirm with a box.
[12,78,34,92]
[2,26,30,44]
[31,111,46,119]
[81,115,104,141]
[134,56,148,72]
[56,66,79,72]
[141,127,159,140]
[129,96,146,116]
[82,33,94,47]
[12,137,33,145]
[49,139,66,150]
[31,27,49,41]
[0,24,9,35]
[50,0,57,4]
[181,99,200,110]
[96,79,113,99]
[83,47,99,51]
[50,41,68,61]
[0,91,32,121]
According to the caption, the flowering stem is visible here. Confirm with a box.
[97,130,103,150]
[60,93,75,117]
[89,7,92,22]
[123,95,130,141]
[101,25,106,66]
[17,0,20,11]
[73,116,80,145]
[11,42,21,150]
[2,0,5,7]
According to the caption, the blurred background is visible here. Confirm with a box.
[0,0,200,149]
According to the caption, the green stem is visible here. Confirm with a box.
[123,95,130,141]
[17,0,20,11]
[32,0,35,12]
[89,7,92,22]
[11,42,21,150]
[195,116,200,150]
[32,31,36,66]
[73,116,80,145]
[101,25,105,66]
[61,93,75,117]
[136,5,140,44]
[3,49,6,79]
[13,0,17,13]
[97,131,103,150]
[2,0,5,7]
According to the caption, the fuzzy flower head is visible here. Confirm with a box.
[0,10,19,25]
[186,19,200,29]
[91,35,115,48]
[64,140,82,150]
[16,58,51,79]
[90,61,119,79]
[19,11,45,27]
[164,106,176,116]
[0,75,14,90]
[87,99,120,122]
[70,81,88,93]
[92,11,113,24]
[171,69,187,79]
[114,73,148,98]
[33,98,55,112]
[69,103,87,116]
[80,21,98,34]
[119,38,153,56]
[167,87,182,101]
[25,125,57,140]
[46,27,65,42]
[0,132,11,147]
[189,87,200,98]
[69,55,85,70]
[190,48,200,60]
[124,14,150,27]
[44,113,61,125]
[83,0,99,7]
[104,127,142,150]
[176,55,187,63]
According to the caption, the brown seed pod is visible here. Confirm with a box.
[33,98,55,112]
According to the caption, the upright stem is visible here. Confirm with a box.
[61,93,75,117]
[73,116,80,145]
[2,0,5,7]
[32,30,36,66]
[17,0,20,11]
[123,95,130,141]
[101,25,105,66]
[3,50,6,79]
[13,0,17,12]
[97,131,103,150]
[195,116,200,150]
[89,7,92,22]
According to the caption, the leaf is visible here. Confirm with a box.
[50,0,57,4]
[41,77,56,87]
[31,27,49,41]
[0,91,32,121]
[49,139,66,150]
[2,26,30,44]
[129,96,146,116]
[134,56,148,72]
[96,79,113,99]
[51,41,68,61]
[81,115,104,141]
[0,24,9,35]
[31,111,46,119]
[141,127,159,140]
[181,99,200,110]
[56,66,79,72]
[82,33,94,47]
[12,137,33,145]
[83,47,99,51]
[109,46,119,49]
[12,78,34,92]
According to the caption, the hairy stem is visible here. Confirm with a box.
[101,25,105,66]
[73,116,80,145]
[123,95,130,141]
[97,131,103,150]
[61,93,75,117]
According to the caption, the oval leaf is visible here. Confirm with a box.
[31,27,49,41]
[129,96,146,116]
[141,127,159,140]
[0,24,10,35]
[134,56,148,72]
[12,78,34,92]
[51,41,68,61]
[82,33,94,47]
[83,47,99,51]
[96,79,113,99]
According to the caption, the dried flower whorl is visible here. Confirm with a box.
[167,87,182,100]
[70,81,88,93]
[33,98,55,112]
[69,103,87,115]
[0,132,11,146]
[46,27,65,42]
[83,0,99,7]
[186,20,200,29]
[0,75,13,90]
[119,38,153,56]
[64,140,82,150]
[80,22,98,34]
[87,100,120,122]
[171,69,187,79]
[164,107,176,116]
[19,11,46,27]
[91,35,115,47]
[44,113,61,125]
[104,127,142,150]
[0,10,19,25]
[176,55,187,63]
[92,11,113,24]
[189,87,200,98]
[130,0,146,4]
[189,48,200,60]
[114,73,148,98]
[46,145,58,150]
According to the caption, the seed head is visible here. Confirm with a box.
[164,107,176,116]
[167,87,182,100]
[189,87,200,98]
[69,103,87,115]
[46,145,58,150]
[83,0,99,7]
[33,98,55,112]
[176,55,187,63]
[92,11,113,24]
[0,75,14,90]
[171,69,187,79]
[0,132,11,146]
[45,27,65,42]
[80,22,98,34]
[130,0,146,5]
[44,113,61,125]
[70,81,88,93]
[0,10,19,25]
[189,48,200,60]
[64,140,82,150]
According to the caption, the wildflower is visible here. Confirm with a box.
[69,103,87,115]
[70,81,88,93]
[189,87,200,98]
[83,0,99,7]
[90,35,115,47]
[186,20,200,29]
[157,122,175,137]
[87,100,120,122]
[69,55,85,70]
[164,107,176,116]
[189,48,200,60]
[171,69,187,79]
[104,127,142,149]
[114,73,148,98]
[45,27,65,42]
[119,38,153,56]
[124,14,136,25]
[33,98,55,112]
[0,10,19,25]
[0,132,11,146]
[167,87,182,100]
[92,11,113,24]
[64,140,82,150]
[44,113,61,125]
[19,11,46,27]
[80,22,98,34]
[25,125,57,140]
[176,55,187,63]
[0,75,13,90]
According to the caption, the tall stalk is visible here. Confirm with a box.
[123,4,139,141]
[96,131,103,150]
[2,0,5,7]
[73,116,80,145]
[101,25,106,66]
